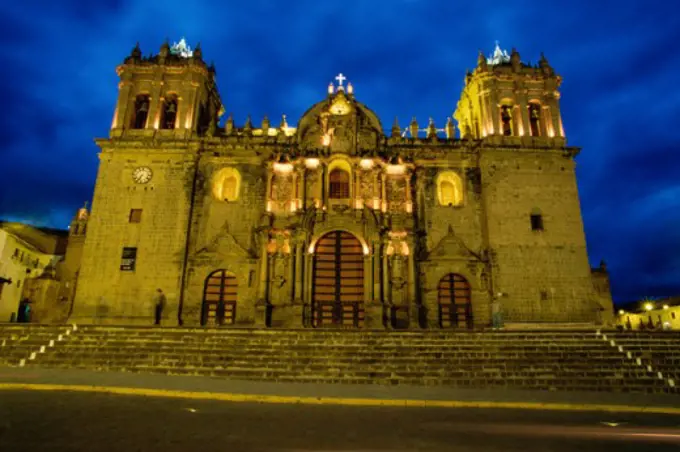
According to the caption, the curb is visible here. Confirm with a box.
[1,383,679,415]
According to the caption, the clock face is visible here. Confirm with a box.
[132,166,153,184]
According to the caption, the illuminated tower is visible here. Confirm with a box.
[454,43,565,141]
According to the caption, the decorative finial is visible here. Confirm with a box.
[225,113,234,135]
[409,117,419,139]
[193,42,202,59]
[170,38,193,58]
[477,50,488,71]
[539,52,553,75]
[510,48,521,72]
[487,41,510,65]
[131,42,142,59]
[347,82,354,95]
[427,118,437,139]
[328,82,334,95]
[445,117,455,139]
[391,117,401,138]
[279,114,288,130]
[243,115,253,135]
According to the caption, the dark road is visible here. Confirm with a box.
[1,390,679,451]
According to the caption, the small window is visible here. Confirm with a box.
[672,312,676,320]
[12,248,19,258]
[531,214,544,231]
[329,169,350,199]
[17,279,21,288]
[129,209,143,223]
[120,247,137,271]
[539,290,548,301]
[437,171,463,206]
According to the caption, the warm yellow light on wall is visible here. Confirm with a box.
[405,202,412,213]
[266,200,272,212]
[321,134,331,146]
[355,199,363,209]
[618,309,625,315]
[359,159,374,170]
[305,158,320,169]
[273,162,293,173]
[401,242,409,256]
[645,303,654,311]
[362,244,369,255]
[663,305,669,310]
[373,198,380,209]
[386,164,405,175]
[308,243,315,254]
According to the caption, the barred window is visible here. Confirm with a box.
[329,169,350,199]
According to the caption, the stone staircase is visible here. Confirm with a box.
[0,324,678,394]
[0,324,74,367]
[608,331,680,383]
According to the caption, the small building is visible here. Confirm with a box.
[0,221,68,322]
[616,297,680,331]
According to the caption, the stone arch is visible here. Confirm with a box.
[437,273,473,329]
[131,93,150,129]
[212,167,241,202]
[436,171,464,206]
[308,227,369,255]
[201,269,237,326]
[160,93,179,129]
[527,101,543,137]
[499,99,514,136]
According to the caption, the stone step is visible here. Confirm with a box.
[37,353,635,369]
[59,336,613,345]
[26,362,671,391]
[29,358,656,379]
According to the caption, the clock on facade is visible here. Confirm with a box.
[132,166,153,184]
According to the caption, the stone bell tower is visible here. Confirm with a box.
[110,39,223,138]
[454,43,565,142]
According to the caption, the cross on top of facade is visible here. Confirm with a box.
[335,73,347,89]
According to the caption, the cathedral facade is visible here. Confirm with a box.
[71,41,613,328]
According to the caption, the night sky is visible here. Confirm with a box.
[1,1,678,304]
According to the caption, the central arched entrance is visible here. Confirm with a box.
[437,273,473,329]
[312,231,365,328]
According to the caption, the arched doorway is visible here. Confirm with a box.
[437,273,473,329]
[312,231,364,328]
[201,270,237,326]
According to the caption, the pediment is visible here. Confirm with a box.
[192,222,255,261]
[428,225,480,261]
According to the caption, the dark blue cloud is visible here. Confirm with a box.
[1,0,679,303]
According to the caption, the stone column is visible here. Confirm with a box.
[294,236,304,303]
[406,238,419,329]
[321,163,328,208]
[549,97,562,138]
[114,82,132,130]
[372,241,381,303]
[303,251,314,327]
